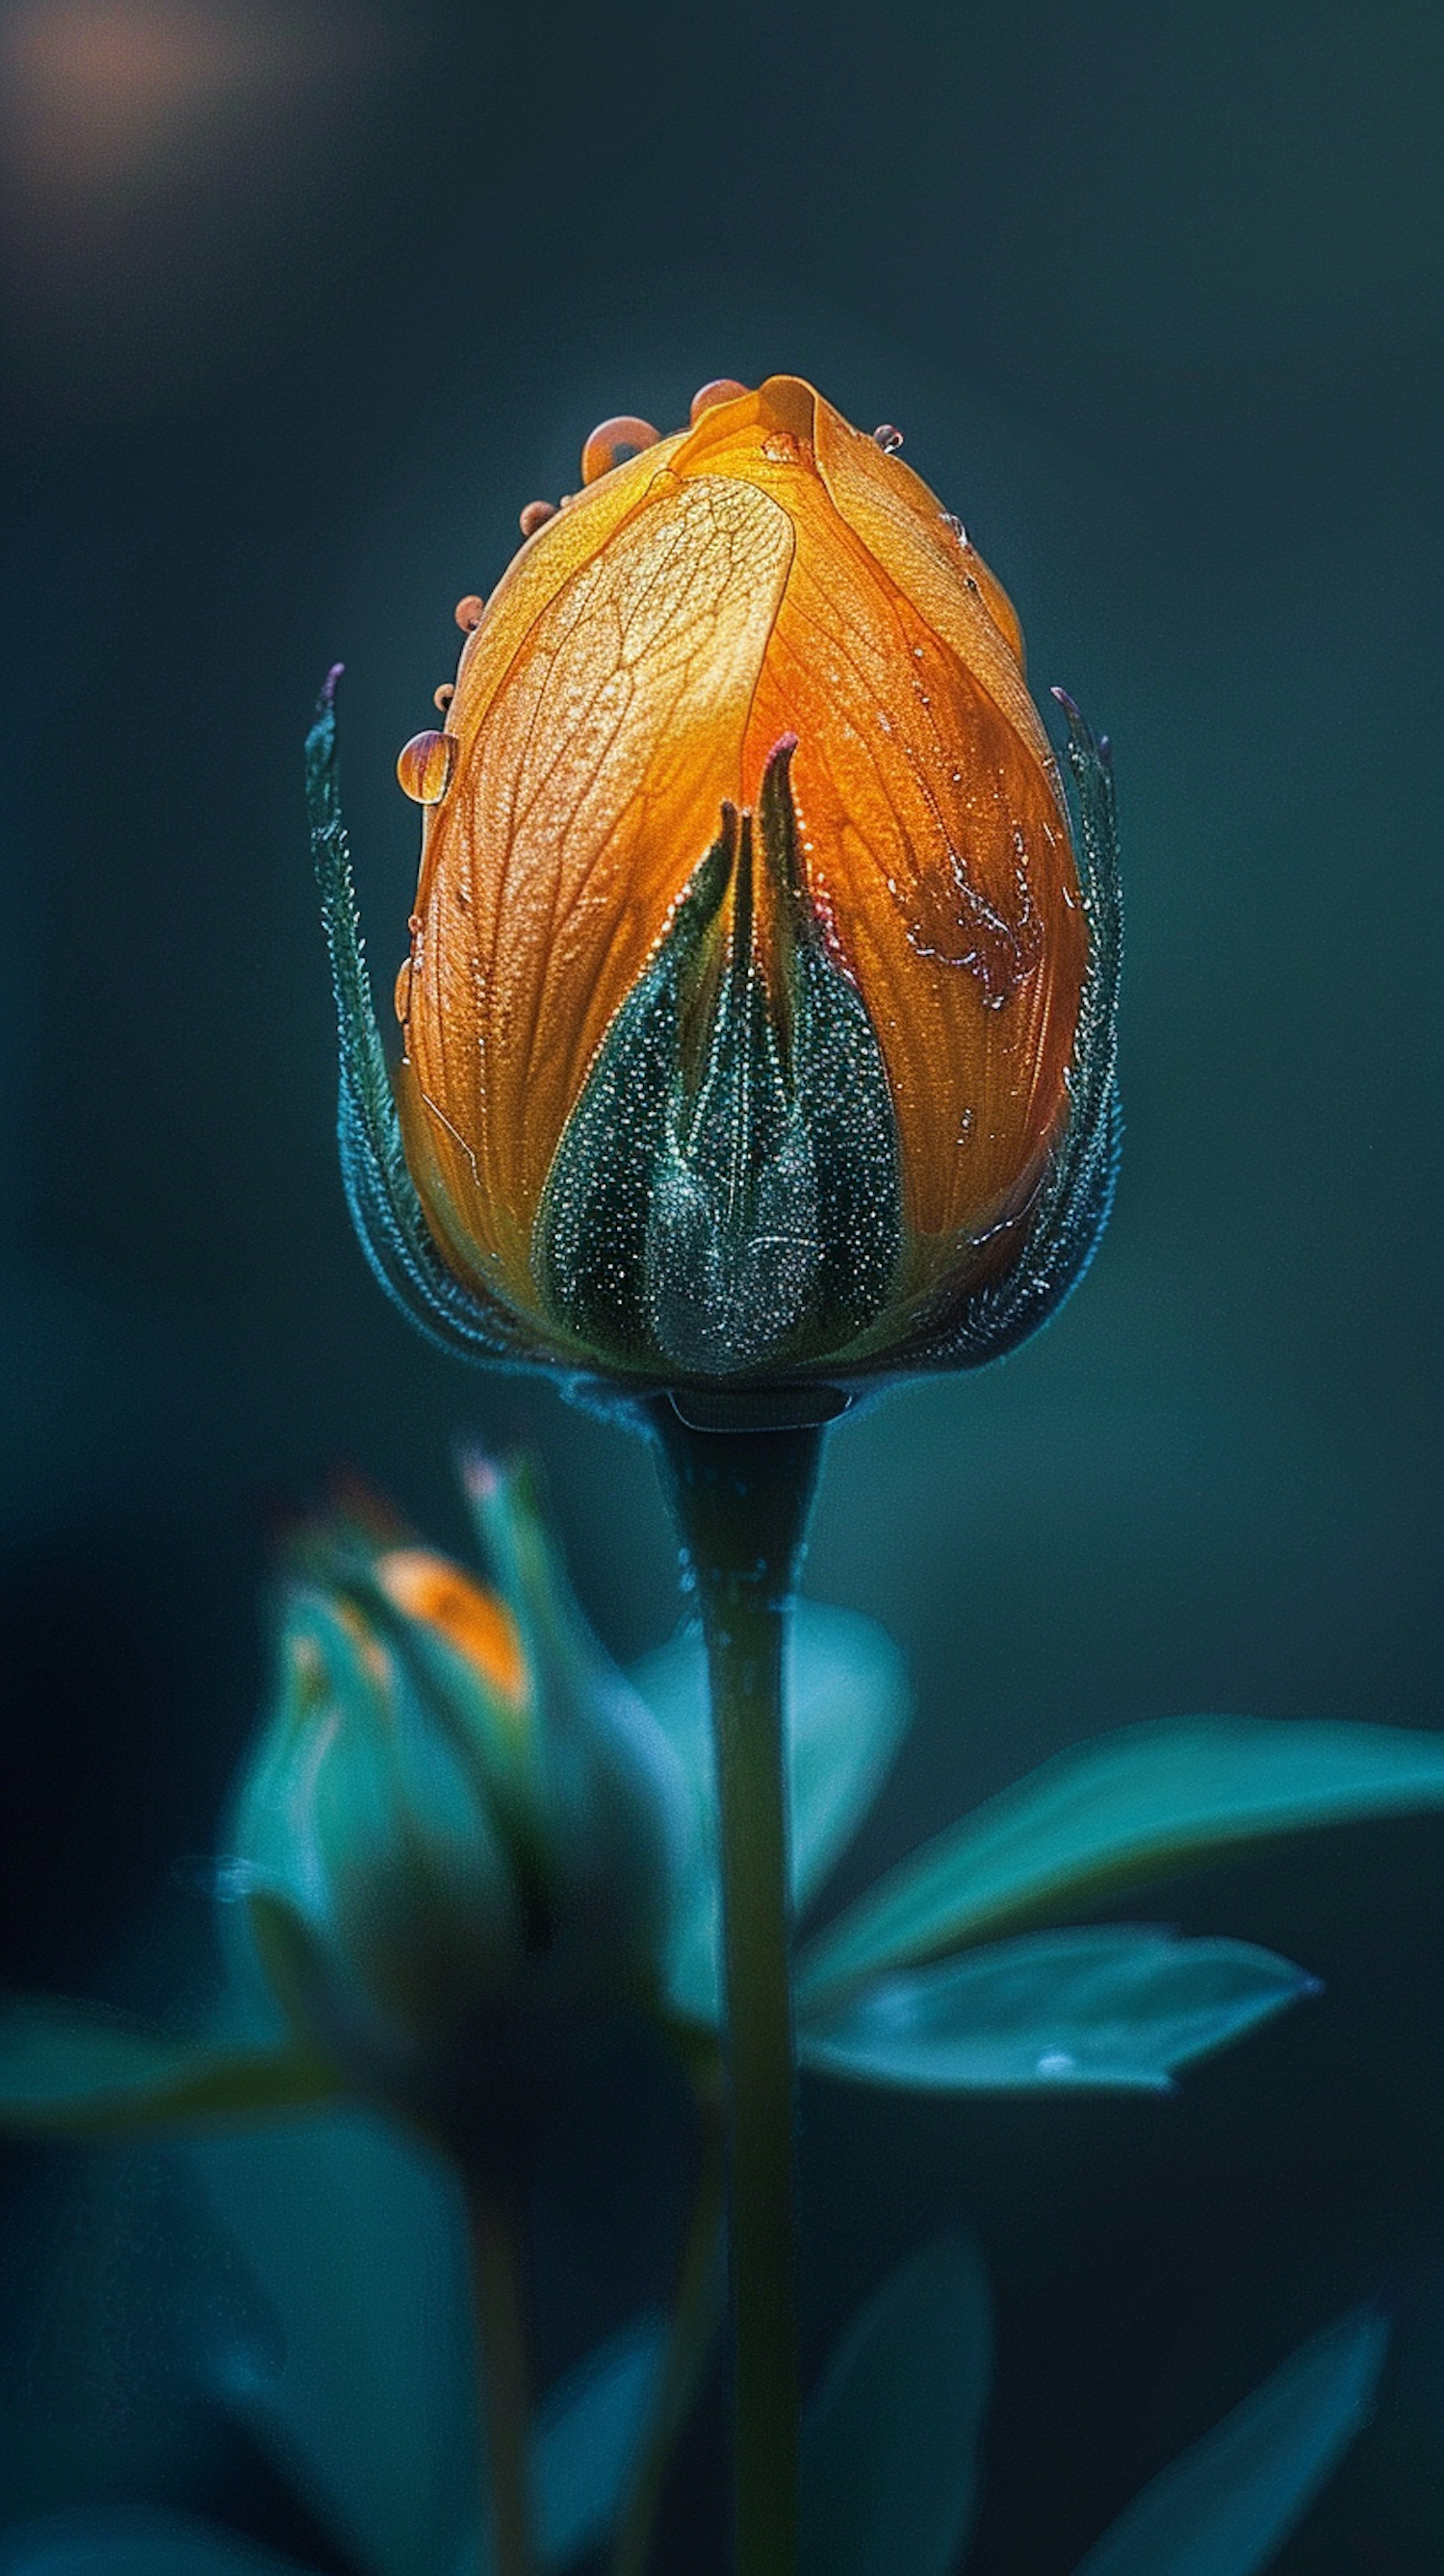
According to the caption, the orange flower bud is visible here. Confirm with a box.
[308,377,1122,1416]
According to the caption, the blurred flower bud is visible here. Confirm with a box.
[231,1459,685,2163]
[309,377,1121,1422]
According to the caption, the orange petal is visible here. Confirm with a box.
[374,1547,528,1704]
[400,467,795,1314]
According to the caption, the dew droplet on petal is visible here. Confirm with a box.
[433,683,454,711]
[873,423,904,453]
[394,956,412,1021]
[580,415,660,485]
[689,377,749,423]
[519,499,557,536]
[397,729,457,805]
[453,594,485,631]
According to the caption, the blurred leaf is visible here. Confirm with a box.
[191,2111,477,2576]
[1072,2306,1388,2574]
[0,2504,312,2572]
[533,2311,667,2568]
[0,2142,283,2526]
[632,1602,911,2022]
[0,2000,336,2138]
[796,1716,1444,2006]
[800,1927,1314,2093]
[800,2228,990,2576]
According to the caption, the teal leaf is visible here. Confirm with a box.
[191,2110,477,2576]
[799,1927,1315,2093]
[0,2000,337,2138]
[1072,2306,1388,2575]
[801,2228,991,2576]
[0,2507,313,2573]
[533,2312,667,2568]
[632,1604,911,2024]
[796,1716,1444,2009]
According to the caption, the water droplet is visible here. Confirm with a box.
[941,511,969,546]
[453,593,485,631]
[397,729,457,805]
[433,682,454,712]
[580,414,660,485]
[213,1857,265,1903]
[172,1853,265,1904]
[1036,2049,1077,2078]
[519,498,557,537]
[690,377,749,422]
[873,423,904,453]
[958,1106,975,1140]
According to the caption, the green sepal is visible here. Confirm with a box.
[305,669,541,1372]
[906,690,1122,1373]
[0,1995,339,2138]
[535,738,904,1379]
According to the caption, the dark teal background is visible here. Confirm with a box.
[2,2,1441,2565]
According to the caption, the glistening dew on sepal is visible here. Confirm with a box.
[307,374,1122,1421]
[227,1456,689,2165]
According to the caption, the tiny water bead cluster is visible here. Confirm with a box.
[316,371,1121,1411]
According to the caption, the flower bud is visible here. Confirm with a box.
[230,1463,685,2157]
[309,377,1121,1417]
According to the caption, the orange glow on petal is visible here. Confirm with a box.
[401,464,794,1305]
[374,1548,528,1705]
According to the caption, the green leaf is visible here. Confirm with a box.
[800,2228,991,2576]
[192,2110,478,2576]
[800,1927,1315,2093]
[533,2311,667,2568]
[0,1999,337,2139]
[632,1603,910,2025]
[796,1715,1444,2008]
[1072,2306,1388,2574]
[0,2505,314,2572]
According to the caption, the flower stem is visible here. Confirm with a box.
[467,2180,537,2576]
[653,1405,825,2576]
[609,2092,727,2576]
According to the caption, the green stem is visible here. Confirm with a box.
[653,1404,825,2576]
[467,2180,537,2576]
[609,2093,727,2576]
